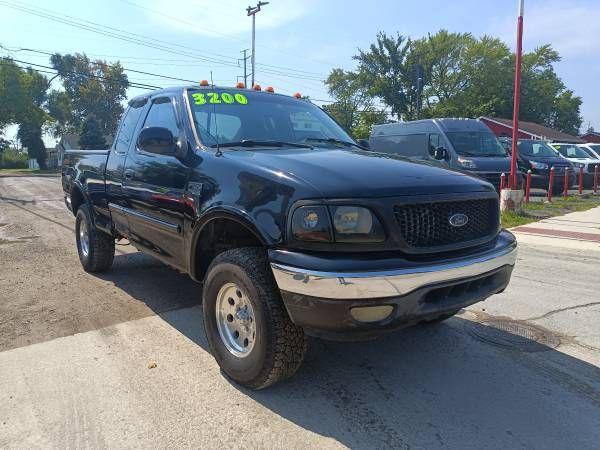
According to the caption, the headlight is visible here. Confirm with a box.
[530,161,548,170]
[331,206,385,242]
[291,206,332,242]
[291,205,385,243]
[457,157,476,169]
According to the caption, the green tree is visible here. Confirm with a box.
[17,120,46,168]
[79,115,108,149]
[50,53,128,137]
[345,31,582,135]
[0,59,50,168]
[353,32,415,120]
[352,110,388,140]
[323,69,370,132]
[47,90,75,137]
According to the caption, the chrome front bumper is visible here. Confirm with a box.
[271,235,517,300]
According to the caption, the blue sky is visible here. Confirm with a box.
[2,0,599,145]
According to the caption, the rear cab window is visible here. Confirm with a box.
[114,104,145,154]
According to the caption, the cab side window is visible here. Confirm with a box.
[142,98,179,139]
[114,105,145,153]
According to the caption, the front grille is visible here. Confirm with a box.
[479,173,501,189]
[393,198,498,249]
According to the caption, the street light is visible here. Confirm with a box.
[246,1,269,87]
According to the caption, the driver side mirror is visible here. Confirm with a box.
[357,139,370,149]
[138,127,178,156]
[433,146,448,161]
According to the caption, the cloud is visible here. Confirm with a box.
[143,0,316,37]
[493,0,600,58]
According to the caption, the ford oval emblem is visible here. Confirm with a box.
[449,213,469,228]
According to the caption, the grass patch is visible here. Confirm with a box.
[501,194,600,228]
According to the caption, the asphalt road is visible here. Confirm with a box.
[0,174,598,449]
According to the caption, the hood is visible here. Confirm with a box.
[224,147,493,198]
[462,155,510,172]
[525,155,572,166]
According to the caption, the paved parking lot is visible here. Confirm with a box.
[1,174,599,449]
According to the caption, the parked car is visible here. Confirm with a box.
[578,143,600,161]
[503,139,575,190]
[62,85,517,389]
[368,119,523,189]
[550,143,598,187]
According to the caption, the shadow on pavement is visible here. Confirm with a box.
[101,255,600,449]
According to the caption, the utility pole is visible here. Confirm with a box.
[509,0,524,191]
[239,49,250,87]
[246,1,269,87]
[500,0,525,213]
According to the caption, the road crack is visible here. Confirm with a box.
[525,302,600,321]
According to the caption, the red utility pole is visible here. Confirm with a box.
[509,0,524,190]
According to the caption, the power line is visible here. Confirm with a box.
[4,46,200,84]
[0,1,327,81]
[1,57,163,90]
[118,0,334,72]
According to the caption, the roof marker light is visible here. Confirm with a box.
[293,92,302,99]
[265,86,274,93]
[200,79,209,86]
[236,82,246,88]
[253,84,262,91]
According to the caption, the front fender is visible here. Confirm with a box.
[187,207,274,282]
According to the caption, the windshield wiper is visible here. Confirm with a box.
[210,139,313,149]
[303,137,357,148]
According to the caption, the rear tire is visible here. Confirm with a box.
[75,204,115,273]
[202,247,307,390]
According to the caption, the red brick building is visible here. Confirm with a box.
[580,131,600,144]
[479,117,584,144]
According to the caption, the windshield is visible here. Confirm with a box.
[553,144,590,159]
[517,140,557,157]
[588,145,600,157]
[445,131,506,156]
[580,146,600,159]
[187,89,354,148]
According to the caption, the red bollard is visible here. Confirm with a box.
[525,170,532,203]
[578,166,584,194]
[563,168,569,199]
[499,172,506,192]
[547,167,555,202]
[594,165,599,194]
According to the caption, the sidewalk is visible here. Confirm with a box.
[511,206,600,251]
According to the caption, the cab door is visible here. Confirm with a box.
[106,99,147,236]
[122,95,191,269]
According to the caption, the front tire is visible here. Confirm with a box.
[75,204,115,273]
[202,248,307,390]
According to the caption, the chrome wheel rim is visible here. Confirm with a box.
[79,219,90,258]
[215,282,256,358]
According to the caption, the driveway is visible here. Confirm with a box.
[0,175,598,449]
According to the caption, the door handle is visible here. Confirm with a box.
[124,170,133,180]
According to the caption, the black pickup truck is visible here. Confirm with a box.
[62,85,517,389]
